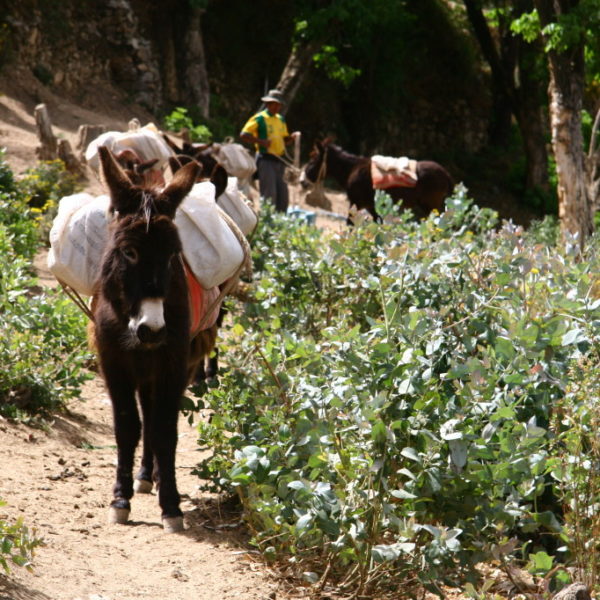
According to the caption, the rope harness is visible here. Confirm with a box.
[314,146,328,186]
[58,280,95,321]
[304,146,331,210]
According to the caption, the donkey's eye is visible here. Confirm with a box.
[122,246,138,264]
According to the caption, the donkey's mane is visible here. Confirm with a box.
[327,142,367,165]
[140,190,158,227]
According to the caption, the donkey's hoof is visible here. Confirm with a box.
[162,516,184,533]
[108,506,130,525]
[133,478,153,494]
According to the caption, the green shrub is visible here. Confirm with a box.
[0,499,42,573]
[15,158,81,245]
[552,350,600,589]
[0,152,93,420]
[163,106,213,143]
[0,160,40,261]
[194,191,599,596]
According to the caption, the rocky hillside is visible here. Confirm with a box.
[0,0,491,162]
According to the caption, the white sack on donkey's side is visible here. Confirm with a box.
[175,181,246,288]
[47,193,111,296]
[84,123,174,175]
[212,141,256,180]
[217,177,258,237]
[48,182,246,296]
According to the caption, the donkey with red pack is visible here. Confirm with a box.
[91,145,214,532]
[302,139,453,222]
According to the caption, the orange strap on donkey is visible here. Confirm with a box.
[183,259,221,335]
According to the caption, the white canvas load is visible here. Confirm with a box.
[212,140,256,179]
[217,177,258,236]
[85,123,174,175]
[175,181,246,289]
[48,182,246,296]
[47,193,111,296]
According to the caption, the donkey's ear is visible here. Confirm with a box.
[168,155,183,175]
[182,141,198,156]
[162,160,201,213]
[136,158,159,174]
[169,154,202,177]
[211,165,228,199]
[99,146,135,211]
[192,143,211,157]
[162,134,181,155]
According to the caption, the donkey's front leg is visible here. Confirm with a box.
[108,390,141,525]
[151,394,183,533]
[134,390,156,494]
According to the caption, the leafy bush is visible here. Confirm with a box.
[15,158,80,244]
[0,268,93,419]
[195,191,600,596]
[163,106,213,143]
[552,351,600,589]
[0,152,93,420]
[0,171,40,261]
[0,499,42,573]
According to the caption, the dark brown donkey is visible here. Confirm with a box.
[92,145,210,532]
[302,139,453,221]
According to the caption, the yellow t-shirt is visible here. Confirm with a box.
[240,109,289,157]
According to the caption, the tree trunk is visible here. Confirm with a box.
[534,0,592,247]
[34,103,58,161]
[462,0,514,144]
[274,39,322,113]
[184,6,210,120]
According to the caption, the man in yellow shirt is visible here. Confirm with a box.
[240,89,299,213]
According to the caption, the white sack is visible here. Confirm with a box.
[176,181,246,288]
[85,124,174,174]
[212,142,256,179]
[48,182,246,295]
[47,193,111,296]
[216,177,258,236]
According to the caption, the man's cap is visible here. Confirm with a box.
[261,89,285,104]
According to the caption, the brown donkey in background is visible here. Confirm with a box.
[91,145,210,532]
[302,139,453,222]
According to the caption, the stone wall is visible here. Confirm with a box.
[2,0,163,112]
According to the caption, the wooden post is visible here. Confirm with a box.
[293,132,301,208]
[294,131,301,170]
[34,103,58,160]
[57,139,85,176]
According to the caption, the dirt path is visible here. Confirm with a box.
[0,374,293,600]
